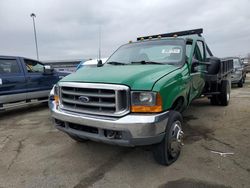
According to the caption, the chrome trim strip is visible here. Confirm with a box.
[0,92,26,104]
[26,90,50,99]
[0,90,50,104]
[58,82,129,90]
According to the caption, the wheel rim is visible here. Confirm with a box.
[168,121,184,158]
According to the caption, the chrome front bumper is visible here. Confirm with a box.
[50,100,169,146]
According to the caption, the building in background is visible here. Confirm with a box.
[43,59,86,73]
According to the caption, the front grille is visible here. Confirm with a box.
[59,82,129,116]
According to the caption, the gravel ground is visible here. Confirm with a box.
[0,75,250,188]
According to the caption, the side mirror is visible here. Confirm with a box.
[44,65,54,75]
[97,59,103,67]
[191,59,200,72]
[191,59,208,73]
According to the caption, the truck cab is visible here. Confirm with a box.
[0,56,67,110]
[49,29,232,165]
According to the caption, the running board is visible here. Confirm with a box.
[0,99,48,111]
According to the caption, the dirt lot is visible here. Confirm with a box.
[0,75,250,188]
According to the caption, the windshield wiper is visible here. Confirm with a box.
[131,61,163,65]
[107,61,127,65]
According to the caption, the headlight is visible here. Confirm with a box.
[54,84,59,96]
[131,92,156,106]
[131,91,162,112]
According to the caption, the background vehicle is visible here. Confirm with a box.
[0,56,68,111]
[242,58,250,73]
[49,29,233,165]
[76,58,107,70]
[224,57,245,87]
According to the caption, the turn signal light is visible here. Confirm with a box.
[54,95,59,105]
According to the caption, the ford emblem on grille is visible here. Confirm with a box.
[78,96,90,103]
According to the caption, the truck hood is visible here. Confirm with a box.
[60,64,179,90]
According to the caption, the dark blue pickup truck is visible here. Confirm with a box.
[0,56,68,111]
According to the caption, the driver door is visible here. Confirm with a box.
[22,58,55,99]
[189,41,206,101]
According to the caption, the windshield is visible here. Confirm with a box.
[233,59,241,68]
[106,39,185,65]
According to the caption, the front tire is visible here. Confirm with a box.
[153,111,184,166]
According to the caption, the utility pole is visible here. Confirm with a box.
[98,25,101,60]
[30,13,39,60]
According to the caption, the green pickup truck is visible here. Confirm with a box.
[49,29,233,165]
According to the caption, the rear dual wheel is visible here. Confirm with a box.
[220,80,230,106]
[153,111,184,166]
[210,80,230,106]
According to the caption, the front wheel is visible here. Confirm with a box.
[153,111,184,166]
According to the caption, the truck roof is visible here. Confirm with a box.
[134,28,211,56]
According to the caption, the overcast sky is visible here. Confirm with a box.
[0,0,250,61]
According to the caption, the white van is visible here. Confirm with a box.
[76,58,107,70]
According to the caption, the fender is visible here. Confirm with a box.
[153,64,190,110]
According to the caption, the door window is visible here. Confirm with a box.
[233,58,242,68]
[193,43,204,62]
[205,45,213,58]
[186,41,193,60]
[196,41,205,61]
[0,59,20,74]
[24,59,44,73]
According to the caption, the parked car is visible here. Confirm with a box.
[49,29,233,166]
[224,57,245,87]
[0,56,68,111]
[242,58,250,73]
[76,58,107,70]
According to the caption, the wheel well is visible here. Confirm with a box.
[171,96,185,112]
